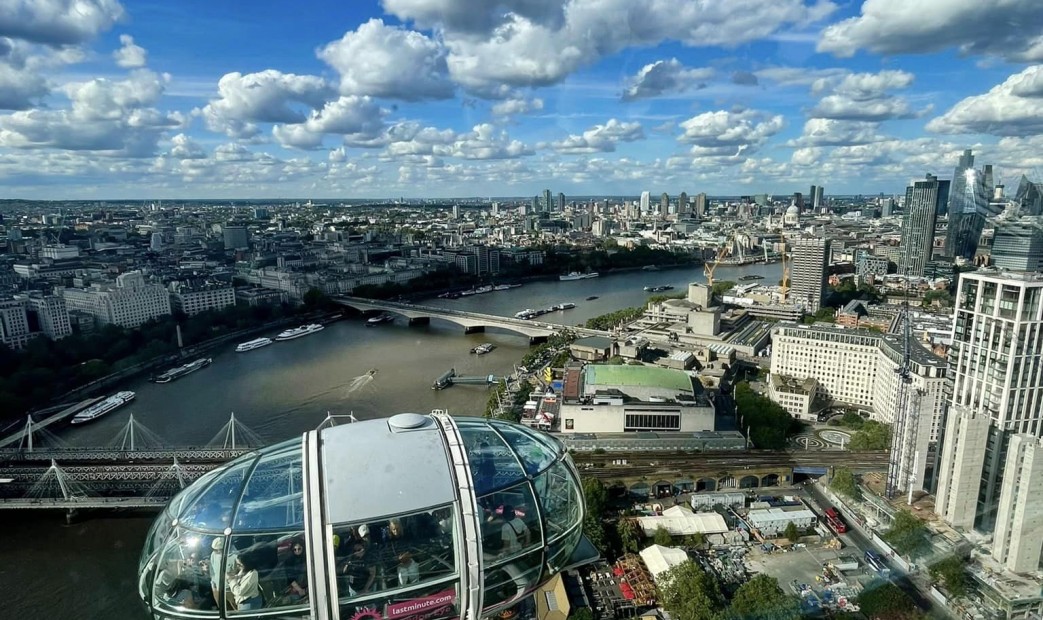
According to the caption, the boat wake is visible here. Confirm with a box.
[344,373,375,396]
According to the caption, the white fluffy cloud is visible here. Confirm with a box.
[0,0,124,45]
[818,0,1043,62]
[416,0,837,92]
[549,119,644,154]
[491,95,544,116]
[0,69,178,155]
[319,19,453,101]
[809,70,916,121]
[790,118,883,146]
[113,34,146,68]
[0,56,48,110]
[272,96,385,149]
[447,123,532,159]
[677,109,784,154]
[201,70,333,138]
[927,65,1043,136]
[621,59,713,100]
[168,133,205,159]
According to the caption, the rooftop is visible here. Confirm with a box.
[583,364,694,393]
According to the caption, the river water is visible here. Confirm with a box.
[5,262,781,619]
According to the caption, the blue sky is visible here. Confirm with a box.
[2,0,1043,199]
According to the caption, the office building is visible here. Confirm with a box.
[770,324,946,489]
[0,298,33,350]
[62,271,172,329]
[531,195,540,214]
[901,174,948,277]
[694,193,707,217]
[543,189,552,213]
[810,185,824,210]
[855,250,889,284]
[660,193,669,215]
[678,192,689,217]
[22,293,72,340]
[557,192,565,213]
[476,246,501,275]
[1014,175,1043,216]
[639,191,651,215]
[149,232,164,252]
[991,220,1043,272]
[793,192,804,210]
[222,223,250,250]
[790,236,830,313]
[936,271,1043,572]
[169,281,236,316]
[946,149,990,260]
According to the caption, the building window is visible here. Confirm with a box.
[564,419,574,430]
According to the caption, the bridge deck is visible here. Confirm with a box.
[0,397,106,449]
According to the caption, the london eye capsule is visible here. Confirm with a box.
[138,412,591,620]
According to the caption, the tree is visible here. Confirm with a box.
[568,608,594,620]
[684,532,706,548]
[582,477,609,551]
[857,582,925,620]
[712,280,736,296]
[850,420,891,451]
[658,561,725,620]
[730,574,801,620]
[784,522,800,543]
[928,555,969,598]
[830,468,862,500]
[733,382,801,449]
[883,510,931,559]
[302,287,331,308]
[618,518,640,553]
[654,526,673,546]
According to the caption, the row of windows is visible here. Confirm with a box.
[624,413,680,431]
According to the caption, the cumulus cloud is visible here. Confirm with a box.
[0,0,124,46]
[491,95,544,116]
[927,65,1043,136]
[0,58,48,110]
[0,69,177,155]
[272,96,385,150]
[621,59,714,100]
[549,119,644,154]
[818,0,1043,62]
[790,118,883,146]
[168,133,206,159]
[426,0,836,93]
[113,34,146,68]
[383,0,565,33]
[319,19,453,101]
[200,70,333,138]
[809,70,917,121]
[447,123,532,159]
[677,109,784,154]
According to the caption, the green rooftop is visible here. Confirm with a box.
[584,364,693,392]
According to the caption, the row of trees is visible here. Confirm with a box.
[659,564,801,620]
[584,306,645,330]
[733,382,802,449]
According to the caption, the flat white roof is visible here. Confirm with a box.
[636,506,728,536]
[639,544,690,581]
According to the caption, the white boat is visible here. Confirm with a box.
[236,337,273,352]
[366,314,394,326]
[515,309,536,318]
[553,302,576,311]
[493,284,511,291]
[70,391,135,425]
[559,272,600,281]
[275,324,325,341]
[153,358,212,383]
[470,343,495,355]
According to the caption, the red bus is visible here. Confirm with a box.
[824,507,847,533]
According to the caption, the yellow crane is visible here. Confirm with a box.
[703,232,734,286]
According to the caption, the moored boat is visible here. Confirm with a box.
[236,337,273,352]
[152,358,212,384]
[275,324,325,341]
[559,271,599,281]
[70,391,135,425]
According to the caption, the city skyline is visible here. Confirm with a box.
[1,1,1043,199]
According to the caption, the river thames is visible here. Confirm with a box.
[3,261,782,619]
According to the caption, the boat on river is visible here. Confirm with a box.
[70,391,135,425]
[152,358,212,384]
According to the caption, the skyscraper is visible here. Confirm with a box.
[1014,175,1043,216]
[660,192,669,214]
[901,174,948,277]
[790,236,831,313]
[694,193,707,217]
[811,185,824,210]
[793,192,804,210]
[678,192,689,216]
[936,271,1043,572]
[222,223,249,250]
[542,189,552,213]
[639,191,651,215]
[945,149,990,260]
[991,220,1043,271]
[557,192,565,213]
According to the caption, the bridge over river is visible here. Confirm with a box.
[333,296,612,343]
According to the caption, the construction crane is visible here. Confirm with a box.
[885,257,925,501]
[703,232,734,286]
[778,232,789,303]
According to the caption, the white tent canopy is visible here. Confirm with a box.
[639,544,691,582]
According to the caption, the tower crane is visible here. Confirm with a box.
[778,232,789,304]
[703,232,734,286]
[886,255,926,501]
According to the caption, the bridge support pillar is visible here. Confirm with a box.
[408,317,430,326]
[529,335,548,345]
[464,326,485,334]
